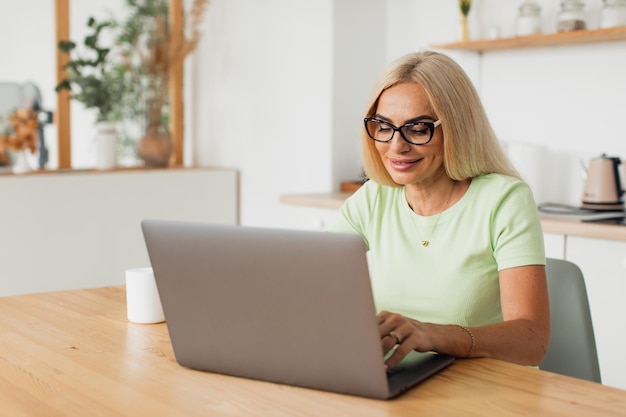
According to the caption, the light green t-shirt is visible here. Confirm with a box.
[328,174,545,327]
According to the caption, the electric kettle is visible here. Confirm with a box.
[581,154,624,210]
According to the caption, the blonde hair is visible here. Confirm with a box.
[362,51,519,186]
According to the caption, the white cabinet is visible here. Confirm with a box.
[280,205,341,231]
[565,236,626,390]
[0,168,239,296]
[279,193,345,231]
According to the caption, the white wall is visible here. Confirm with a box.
[192,0,331,228]
[193,0,386,228]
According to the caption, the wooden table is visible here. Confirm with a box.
[2,287,626,416]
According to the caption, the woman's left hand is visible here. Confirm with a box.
[377,310,434,370]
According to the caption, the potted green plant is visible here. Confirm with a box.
[56,17,128,122]
[56,16,126,169]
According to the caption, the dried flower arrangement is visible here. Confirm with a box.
[0,109,39,153]
[116,0,210,132]
[0,109,40,171]
[117,0,210,166]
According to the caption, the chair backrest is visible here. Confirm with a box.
[541,258,601,383]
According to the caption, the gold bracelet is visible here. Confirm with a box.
[455,324,475,358]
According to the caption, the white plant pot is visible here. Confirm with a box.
[95,122,118,170]
[11,150,33,174]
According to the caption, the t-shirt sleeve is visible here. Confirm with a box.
[492,181,546,270]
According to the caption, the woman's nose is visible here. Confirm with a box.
[388,131,410,152]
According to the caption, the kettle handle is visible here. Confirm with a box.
[611,157,624,199]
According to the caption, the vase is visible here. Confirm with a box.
[94,122,118,170]
[459,15,470,41]
[137,124,173,168]
[11,149,33,174]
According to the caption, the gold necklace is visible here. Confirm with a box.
[410,181,456,247]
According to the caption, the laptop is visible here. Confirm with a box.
[141,219,454,399]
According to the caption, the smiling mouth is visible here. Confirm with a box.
[388,158,421,170]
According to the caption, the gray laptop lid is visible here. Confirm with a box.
[141,220,454,399]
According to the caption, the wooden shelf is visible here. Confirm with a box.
[432,26,626,52]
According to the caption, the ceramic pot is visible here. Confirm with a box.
[137,125,173,168]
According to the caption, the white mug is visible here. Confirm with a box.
[125,267,165,324]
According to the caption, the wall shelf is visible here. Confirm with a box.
[431,26,626,52]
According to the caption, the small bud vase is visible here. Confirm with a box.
[459,15,470,41]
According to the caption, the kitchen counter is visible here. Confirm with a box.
[280,193,626,241]
[540,216,626,241]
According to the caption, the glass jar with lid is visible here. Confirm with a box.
[600,0,626,28]
[557,0,587,32]
[516,0,542,36]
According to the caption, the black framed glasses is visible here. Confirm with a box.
[363,118,441,146]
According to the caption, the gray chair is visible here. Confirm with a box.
[540,258,602,383]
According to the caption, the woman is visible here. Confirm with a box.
[330,51,550,370]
